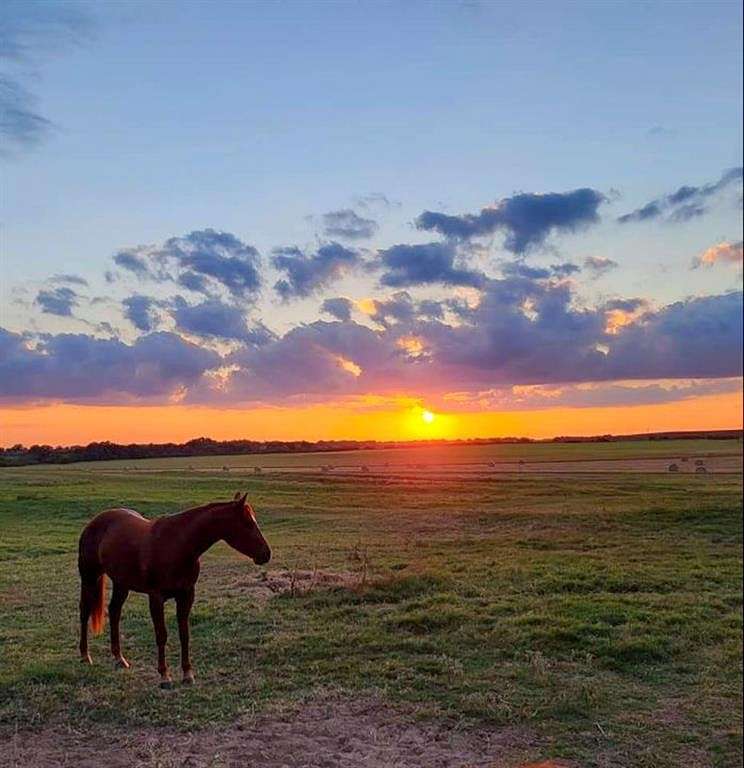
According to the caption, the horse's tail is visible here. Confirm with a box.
[89,575,107,636]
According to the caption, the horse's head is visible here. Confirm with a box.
[223,492,271,565]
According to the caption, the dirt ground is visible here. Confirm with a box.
[3,695,552,768]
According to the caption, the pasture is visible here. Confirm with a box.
[0,440,742,767]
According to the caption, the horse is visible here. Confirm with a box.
[77,492,271,688]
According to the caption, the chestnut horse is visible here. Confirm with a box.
[78,492,271,688]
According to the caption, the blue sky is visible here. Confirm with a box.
[0,0,742,440]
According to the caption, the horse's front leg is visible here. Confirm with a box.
[109,582,130,669]
[148,593,172,689]
[176,587,195,685]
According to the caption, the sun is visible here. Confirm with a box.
[421,409,435,424]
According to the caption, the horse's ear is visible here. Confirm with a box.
[238,492,248,506]
[233,491,242,501]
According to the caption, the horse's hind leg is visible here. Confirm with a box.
[148,593,172,689]
[109,583,130,668]
[79,578,97,664]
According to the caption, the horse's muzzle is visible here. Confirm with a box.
[253,546,271,565]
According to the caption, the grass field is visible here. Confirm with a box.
[0,440,742,767]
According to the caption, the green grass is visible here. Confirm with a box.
[0,451,741,766]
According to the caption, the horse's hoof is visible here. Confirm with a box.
[81,654,93,665]
[114,657,130,670]
[182,673,195,686]
[160,679,174,690]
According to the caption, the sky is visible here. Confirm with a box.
[1,0,742,446]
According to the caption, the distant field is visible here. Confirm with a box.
[29,437,744,473]
[1,439,742,766]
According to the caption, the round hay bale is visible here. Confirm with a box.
[254,466,262,474]
[222,465,230,472]
[668,463,679,473]
[695,466,707,474]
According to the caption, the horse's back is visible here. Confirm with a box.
[79,508,152,588]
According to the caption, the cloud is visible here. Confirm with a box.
[500,261,551,280]
[35,286,79,317]
[321,297,354,322]
[0,1,92,152]
[322,209,378,240]
[272,242,361,300]
[0,328,219,402]
[447,377,741,411]
[172,297,274,345]
[618,168,743,224]
[49,273,88,287]
[584,256,618,278]
[416,188,606,253]
[122,295,161,332]
[603,292,743,380]
[113,230,262,300]
[353,192,400,210]
[692,241,743,269]
[113,247,152,277]
[378,242,485,288]
[550,262,581,277]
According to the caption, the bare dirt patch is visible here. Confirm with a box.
[229,569,365,605]
[3,695,543,768]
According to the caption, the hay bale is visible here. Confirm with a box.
[222,465,230,472]
[254,466,262,474]
[668,463,679,473]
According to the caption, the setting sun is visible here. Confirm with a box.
[422,409,435,424]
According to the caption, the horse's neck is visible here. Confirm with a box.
[163,503,231,561]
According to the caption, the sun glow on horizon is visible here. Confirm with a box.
[422,409,435,424]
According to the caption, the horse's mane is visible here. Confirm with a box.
[169,498,236,519]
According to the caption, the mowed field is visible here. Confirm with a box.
[0,440,742,767]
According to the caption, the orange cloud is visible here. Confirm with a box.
[693,241,743,268]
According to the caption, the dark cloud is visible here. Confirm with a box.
[584,256,618,278]
[321,297,354,322]
[378,242,485,288]
[122,295,161,332]
[0,328,219,402]
[603,292,743,381]
[186,278,737,406]
[618,168,743,224]
[0,1,92,152]
[550,262,581,277]
[113,248,151,277]
[322,209,378,240]
[35,286,79,317]
[113,230,262,300]
[501,261,551,280]
[272,242,361,300]
[416,188,606,253]
[367,291,417,327]
[172,297,274,345]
